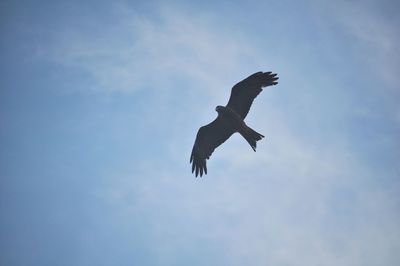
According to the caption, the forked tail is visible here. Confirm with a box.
[240,125,265,151]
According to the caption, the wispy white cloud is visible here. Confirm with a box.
[96,135,400,266]
[49,5,258,95]
[317,0,400,92]
[35,2,400,265]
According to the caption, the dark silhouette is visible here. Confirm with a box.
[190,71,279,177]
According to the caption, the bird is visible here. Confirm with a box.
[190,71,279,177]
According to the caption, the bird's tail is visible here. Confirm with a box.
[240,125,265,151]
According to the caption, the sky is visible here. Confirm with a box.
[0,0,399,265]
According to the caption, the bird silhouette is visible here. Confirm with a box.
[190,71,279,177]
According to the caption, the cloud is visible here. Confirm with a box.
[48,5,259,95]
[96,133,400,266]
[317,0,400,92]
[26,2,399,265]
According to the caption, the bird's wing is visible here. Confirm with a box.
[190,116,235,177]
[226,71,278,119]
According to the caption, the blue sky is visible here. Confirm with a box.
[1,0,399,265]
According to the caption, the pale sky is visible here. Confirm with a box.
[1,0,399,265]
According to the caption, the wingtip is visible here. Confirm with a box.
[191,162,208,178]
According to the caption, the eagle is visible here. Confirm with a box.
[190,71,279,177]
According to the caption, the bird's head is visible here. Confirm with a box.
[215,105,224,113]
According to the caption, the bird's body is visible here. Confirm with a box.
[215,106,243,131]
[216,105,264,150]
[190,71,279,177]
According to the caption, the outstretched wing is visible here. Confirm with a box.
[226,71,278,119]
[190,116,235,177]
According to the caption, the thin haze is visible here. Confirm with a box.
[0,0,399,265]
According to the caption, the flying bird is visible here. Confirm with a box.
[190,71,279,177]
